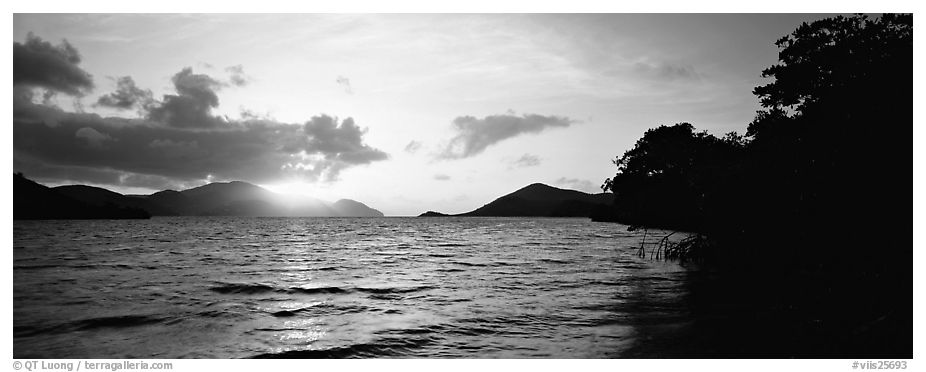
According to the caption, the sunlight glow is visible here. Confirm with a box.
[260,181,339,202]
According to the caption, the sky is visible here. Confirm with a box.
[12,13,832,216]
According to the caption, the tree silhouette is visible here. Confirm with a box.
[600,14,911,356]
[744,14,911,263]
[601,123,744,232]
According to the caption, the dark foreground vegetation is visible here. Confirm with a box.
[597,14,911,357]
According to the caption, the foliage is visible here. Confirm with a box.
[600,123,744,231]
[752,14,912,113]
[602,13,911,261]
[600,14,912,356]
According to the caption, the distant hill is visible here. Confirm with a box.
[178,181,278,215]
[14,173,150,220]
[16,175,384,218]
[332,199,385,217]
[54,185,178,215]
[164,181,382,217]
[419,211,450,217]
[419,183,614,218]
[145,190,189,215]
[172,181,282,216]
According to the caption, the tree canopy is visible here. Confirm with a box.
[601,123,744,231]
[602,13,911,253]
[599,14,911,356]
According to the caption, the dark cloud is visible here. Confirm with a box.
[438,113,574,159]
[14,108,389,188]
[433,174,451,181]
[172,67,225,106]
[147,67,226,128]
[512,153,541,168]
[301,115,390,176]
[96,76,154,110]
[13,40,389,189]
[13,33,94,96]
[14,154,207,191]
[404,140,422,154]
[225,65,251,87]
[553,177,600,193]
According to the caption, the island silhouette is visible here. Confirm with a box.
[13,173,383,219]
[419,183,613,217]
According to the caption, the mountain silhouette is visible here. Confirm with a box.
[144,190,189,215]
[15,174,384,218]
[54,184,178,215]
[332,199,385,217]
[419,183,613,217]
[14,173,150,220]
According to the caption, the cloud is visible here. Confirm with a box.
[13,36,389,190]
[404,140,422,154]
[13,32,94,96]
[336,75,353,94]
[433,174,451,181]
[96,76,154,110]
[629,61,701,81]
[147,67,226,128]
[104,66,250,124]
[225,65,251,87]
[13,155,207,191]
[74,127,114,148]
[512,153,541,168]
[553,177,600,193]
[602,60,703,83]
[239,108,272,121]
[438,113,575,159]
[301,115,390,175]
[172,67,225,105]
[15,109,390,188]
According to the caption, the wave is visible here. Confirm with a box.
[451,260,517,268]
[375,322,517,339]
[373,251,411,255]
[356,286,435,294]
[434,267,466,273]
[209,283,278,294]
[14,325,55,338]
[251,336,434,358]
[266,303,374,317]
[452,313,573,333]
[208,283,348,295]
[538,258,572,264]
[17,313,173,337]
[209,283,435,298]
[65,263,136,270]
[288,286,350,295]
[13,264,59,270]
[450,261,488,267]
[269,309,305,317]
[195,309,248,319]
[74,314,169,330]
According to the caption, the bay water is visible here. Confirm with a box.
[13,217,692,358]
